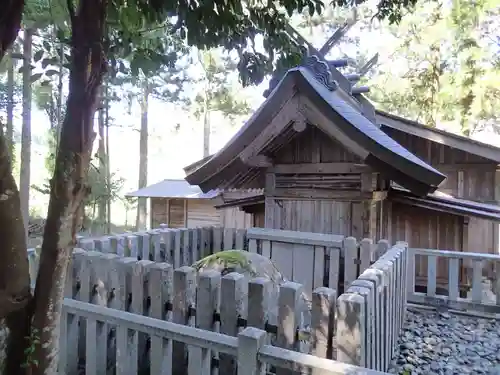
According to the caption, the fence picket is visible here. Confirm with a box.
[220,272,247,374]
[277,282,302,375]
[311,287,336,362]
[149,263,174,374]
[172,266,197,374]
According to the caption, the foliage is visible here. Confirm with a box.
[366,0,500,135]
[189,50,251,123]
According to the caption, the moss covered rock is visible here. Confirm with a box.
[192,250,311,329]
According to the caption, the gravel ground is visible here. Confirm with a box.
[388,309,500,375]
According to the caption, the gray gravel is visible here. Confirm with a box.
[389,309,500,375]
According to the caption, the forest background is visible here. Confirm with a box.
[1,0,499,241]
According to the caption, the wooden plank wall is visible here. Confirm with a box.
[385,127,498,257]
[265,199,371,238]
[151,198,169,228]
[186,200,221,228]
[219,207,253,229]
[382,202,464,288]
[265,126,369,236]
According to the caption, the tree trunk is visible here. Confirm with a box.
[20,28,33,242]
[7,50,15,158]
[203,104,210,157]
[104,84,111,233]
[0,2,35,374]
[97,87,106,231]
[30,0,107,372]
[135,77,149,230]
[0,135,33,375]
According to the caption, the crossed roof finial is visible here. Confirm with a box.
[264,10,379,98]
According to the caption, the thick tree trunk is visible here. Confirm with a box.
[136,78,149,230]
[30,0,107,373]
[0,135,32,375]
[20,28,33,241]
[0,2,33,374]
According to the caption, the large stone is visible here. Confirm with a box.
[192,250,311,328]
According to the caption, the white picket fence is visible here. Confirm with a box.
[62,298,389,375]
[28,226,390,298]
[61,248,344,375]
[336,241,408,370]
[407,248,500,314]
[35,226,500,373]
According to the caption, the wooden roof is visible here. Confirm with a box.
[377,111,500,163]
[390,187,500,222]
[185,57,445,197]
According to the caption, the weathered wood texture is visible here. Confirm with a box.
[62,299,389,375]
[265,200,373,239]
[336,242,408,371]
[385,128,498,259]
[150,197,253,229]
[273,126,362,164]
[59,249,343,375]
[407,248,500,314]
[381,202,465,290]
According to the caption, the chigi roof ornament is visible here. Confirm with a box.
[302,54,338,91]
[263,11,379,99]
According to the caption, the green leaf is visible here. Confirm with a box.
[42,41,52,52]
[30,73,43,83]
[33,49,44,63]
[45,69,59,77]
[41,57,58,69]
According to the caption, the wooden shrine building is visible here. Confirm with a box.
[183,52,500,292]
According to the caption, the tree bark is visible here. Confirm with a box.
[20,28,33,241]
[0,2,33,374]
[136,77,149,230]
[0,135,32,375]
[30,0,107,372]
[97,87,106,230]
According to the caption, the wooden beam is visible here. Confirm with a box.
[238,95,299,163]
[361,172,374,192]
[372,191,388,201]
[270,162,371,175]
[358,53,379,77]
[352,86,370,94]
[271,188,373,201]
[327,59,349,68]
[377,112,500,163]
[318,9,358,56]
[240,154,273,168]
